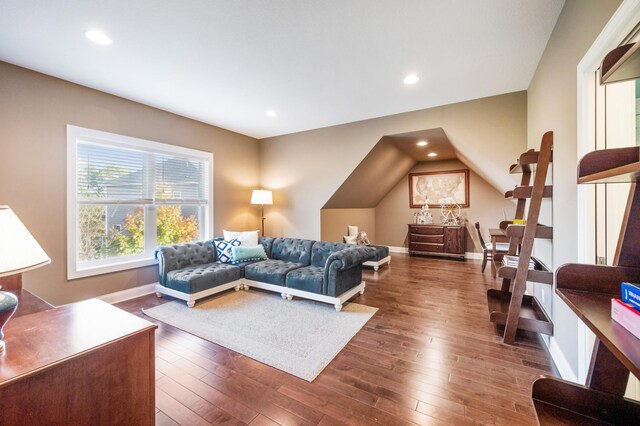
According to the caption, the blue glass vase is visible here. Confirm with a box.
[0,290,19,352]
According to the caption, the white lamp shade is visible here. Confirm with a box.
[0,206,51,277]
[251,190,273,205]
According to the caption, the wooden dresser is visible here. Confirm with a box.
[0,295,157,425]
[407,224,465,259]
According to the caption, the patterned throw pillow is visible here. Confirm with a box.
[343,235,357,244]
[355,232,371,245]
[215,238,241,263]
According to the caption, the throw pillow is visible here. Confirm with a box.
[223,230,259,247]
[356,231,371,245]
[348,225,359,237]
[215,238,241,263]
[344,235,357,244]
[231,245,268,264]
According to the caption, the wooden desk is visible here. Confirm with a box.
[0,298,157,425]
[489,228,510,278]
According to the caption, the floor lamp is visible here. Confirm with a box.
[251,190,273,236]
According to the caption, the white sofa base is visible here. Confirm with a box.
[156,277,366,311]
[363,255,391,271]
[155,279,243,308]
[243,279,366,311]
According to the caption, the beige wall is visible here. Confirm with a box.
[320,208,376,243]
[0,61,260,305]
[527,0,622,378]
[260,91,527,240]
[374,160,516,252]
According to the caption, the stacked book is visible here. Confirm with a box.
[611,282,640,339]
[502,255,535,269]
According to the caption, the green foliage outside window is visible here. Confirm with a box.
[78,205,199,261]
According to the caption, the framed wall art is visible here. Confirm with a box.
[408,169,469,208]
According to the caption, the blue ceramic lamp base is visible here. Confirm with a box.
[0,290,19,352]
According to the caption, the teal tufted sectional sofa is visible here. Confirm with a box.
[155,237,375,310]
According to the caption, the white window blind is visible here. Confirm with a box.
[77,143,210,205]
[67,125,213,279]
[155,153,210,205]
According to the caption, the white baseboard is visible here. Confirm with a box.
[99,283,157,304]
[548,337,579,383]
[387,246,481,261]
[388,246,408,253]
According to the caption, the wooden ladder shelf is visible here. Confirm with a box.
[531,146,640,424]
[487,131,554,344]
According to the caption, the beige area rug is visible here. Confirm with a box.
[143,290,377,381]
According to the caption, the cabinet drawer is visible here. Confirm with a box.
[410,242,444,253]
[408,225,444,235]
[411,234,444,243]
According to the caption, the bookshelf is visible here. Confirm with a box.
[531,146,640,424]
[487,131,554,344]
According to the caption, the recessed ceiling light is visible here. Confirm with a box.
[85,30,112,45]
[428,152,438,157]
[266,110,277,117]
[404,74,420,85]
[416,140,428,147]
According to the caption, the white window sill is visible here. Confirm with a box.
[68,257,157,280]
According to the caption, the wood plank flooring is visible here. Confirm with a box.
[116,253,558,425]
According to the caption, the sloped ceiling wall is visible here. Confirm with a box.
[323,137,415,208]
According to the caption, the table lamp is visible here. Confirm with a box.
[0,206,51,352]
[250,190,273,236]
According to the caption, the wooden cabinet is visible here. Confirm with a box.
[408,224,465,259]
[0,298,157,425]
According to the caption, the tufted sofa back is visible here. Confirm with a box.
[270,238,314,265]
[259,236,276,258]
[155,241,216,285]
[310,241,350,267]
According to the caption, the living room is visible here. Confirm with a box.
[1,0,639,424]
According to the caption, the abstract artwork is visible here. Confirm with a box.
[408,169,469,208]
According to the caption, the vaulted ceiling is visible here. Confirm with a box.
[0,1,564,138]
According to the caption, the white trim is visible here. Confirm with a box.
[464,252,483,260]
[244,279,366,311]
[363,256,391,270]
[548,337,579,383]
[576,0,640,384]
[67,125,215,159]
[66,125,214,280]
[388,246,408,253]
[73,257,157,280]
[155,279,243,307]
[99,283,157,304]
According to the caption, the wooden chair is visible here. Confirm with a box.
[475,222,509,272]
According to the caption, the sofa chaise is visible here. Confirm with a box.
[362,245,391,271]
[155,237,375,311]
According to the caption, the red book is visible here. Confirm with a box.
[611,298,640,339]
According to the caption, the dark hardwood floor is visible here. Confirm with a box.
[116,253,558,425]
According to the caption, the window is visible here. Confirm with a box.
[67,125,213,279]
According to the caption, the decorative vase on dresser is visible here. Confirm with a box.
[407,224,465,260]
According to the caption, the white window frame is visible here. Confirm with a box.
[576,0,640,385]
[67,125,214,279]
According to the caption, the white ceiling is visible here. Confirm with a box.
[0,0,564,139]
